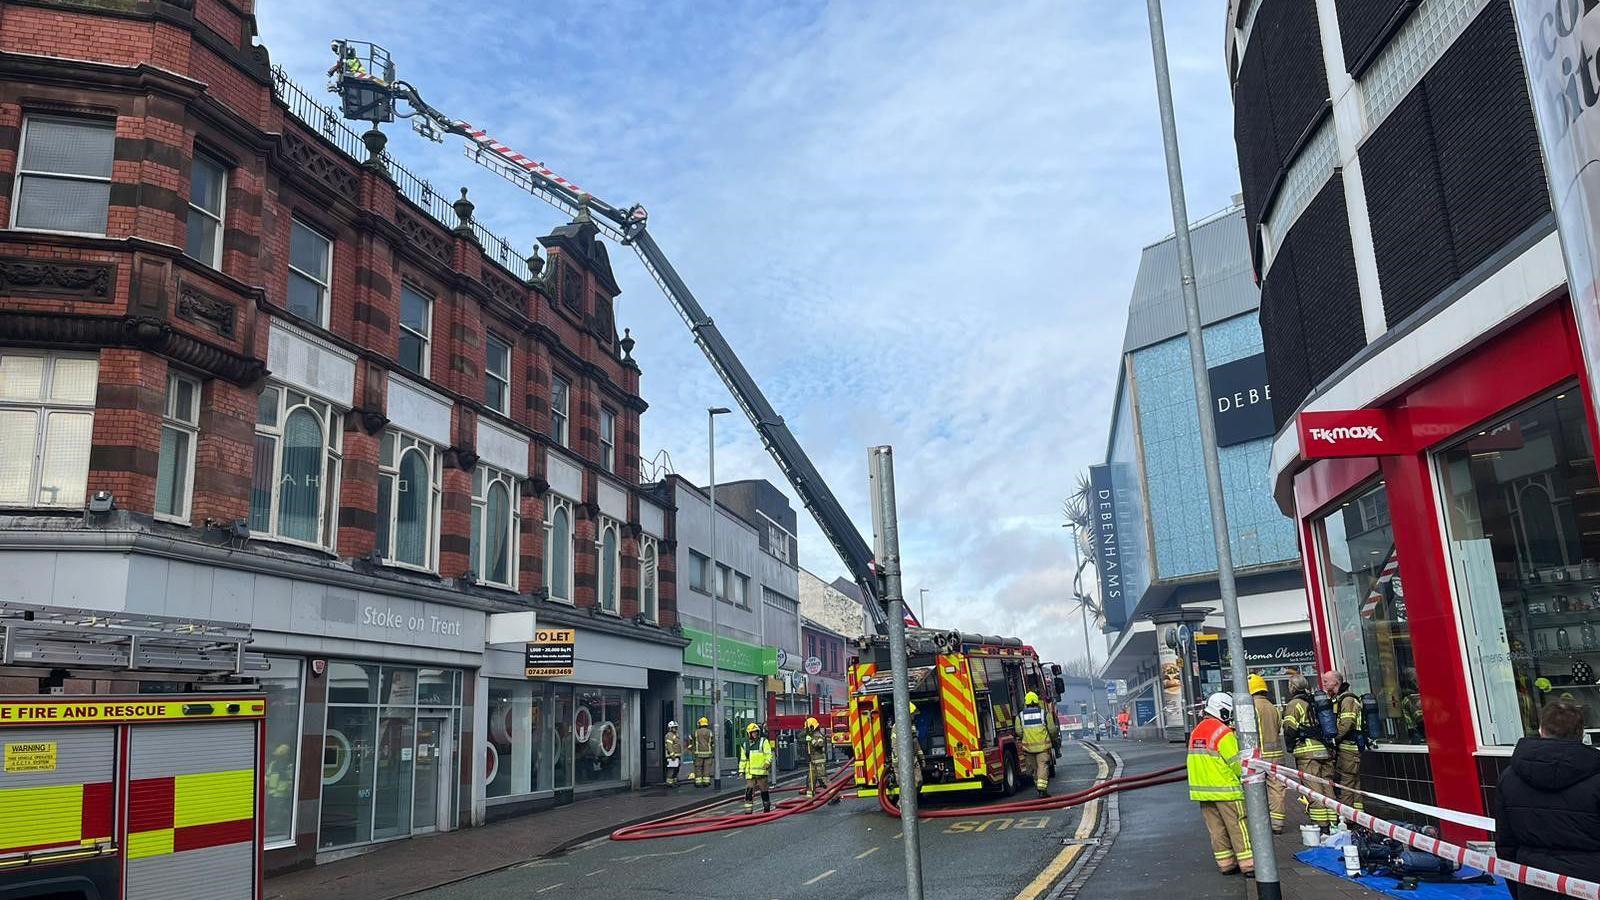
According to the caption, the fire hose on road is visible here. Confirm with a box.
[876,762,1186,819]
[610,768,855,841]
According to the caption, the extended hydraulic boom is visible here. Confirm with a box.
[326,41,888,632]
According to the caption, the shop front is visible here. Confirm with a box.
[681,626,776,767]
[1286,298,1600,837]
[1195,631,1317,703]
[477,616,683,821]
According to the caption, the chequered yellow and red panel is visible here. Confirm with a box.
[126,770,254,861]
[848,663,880,786]
[0,781,113,855]
[936,653,982,779]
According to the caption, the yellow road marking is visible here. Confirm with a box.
[1014,744,1111,900]
[804,869,837,886]
[855,846,880,859]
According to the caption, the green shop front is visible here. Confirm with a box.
[680,627,777,765]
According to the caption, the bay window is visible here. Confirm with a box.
[250,384,343,549]
[1316,482,1422,745]
[155,372,200,521]
[471,465,520,589]
[376,430,441,571]
[0,350,97,509]
[185,153,227,269]
[545,495,574,602]
[597,517,620,613]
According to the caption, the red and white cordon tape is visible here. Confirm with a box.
[455,122,588,197]
[1243,756,1600,899]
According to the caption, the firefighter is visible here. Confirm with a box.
[692,717,715,787]
[327,44,365,78]
[1282,674,1336,831]
[1117,706,1131,738]
[1323,669,1363,811]
[887,701,924,792]
[739,722,774,813]
[1188,692,1253,877]
[1020,691,1054,797]
[1248,674,1286,834]
[803,717,829,798]
[664,720,682,787]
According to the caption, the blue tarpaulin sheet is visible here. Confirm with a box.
[1295,847,1513,899]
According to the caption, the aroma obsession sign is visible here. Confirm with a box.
[1297,409,1410,460]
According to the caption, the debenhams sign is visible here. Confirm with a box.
[1514,0,1600,416]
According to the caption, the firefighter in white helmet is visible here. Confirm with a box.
[1020,691,1054,797]
[1189,692,1253,877]
[663,720,682,787]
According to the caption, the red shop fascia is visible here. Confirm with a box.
[1288,294,1600,842]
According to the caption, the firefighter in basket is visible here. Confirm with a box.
[739,722,775,813]
[692,717,715,787]
[1020,691,1054,797]
[803,717,830,799]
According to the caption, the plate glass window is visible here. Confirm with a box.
[550,377,570,447]
[470,464,520,588]
[1436,390,1600,745]
[0,351,97,509]
[545,495,574,602]
[600,408,616,472]
[155,372,200,521]
[377,430,441,571]
[250,384,343,549]
[484,335,511,415]
[11,117,114,235]
[288,220,332,325]
[398,285,431,376]
[262,657,303,847]
[1315,483,1423,745]
[574,689,628,786]
[185,154,227,268]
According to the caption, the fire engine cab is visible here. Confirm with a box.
[848,629,1064,797]
[0,602,268,900]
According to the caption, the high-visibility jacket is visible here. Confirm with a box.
[1019,705,1052,753]
[739,738,774,777]
[692,726,714,757]
[1187,716,1245,802]
[664,731,681,760]
[806,729,829,762]
[1334,691,1363,755]
[1282,695,1330,760]
[1253,694,1285,759]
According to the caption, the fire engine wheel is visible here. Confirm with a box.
[1001,750,1019,797]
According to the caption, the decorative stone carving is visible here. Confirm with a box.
[176,284,237,338]
[485,273,522,310]
[280,132,359,201]
[397,211,451,263]
[0,257,114,302]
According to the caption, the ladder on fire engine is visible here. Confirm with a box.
[324,41,890,633]
[0,601,268,677]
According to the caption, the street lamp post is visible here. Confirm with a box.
[1142,1,1280,892]
[708,406,731,789]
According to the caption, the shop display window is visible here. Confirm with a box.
[1437,389,1600,745]
[486,680,548,798]
[721,681,758,759]
[575,689,628,786]
[262,657,303,847]
[1316,483,1425,745]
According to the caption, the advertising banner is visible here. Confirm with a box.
[1088,464,1129,629]
[1511,0,1600,416]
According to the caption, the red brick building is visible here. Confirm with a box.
[0,0,685,866]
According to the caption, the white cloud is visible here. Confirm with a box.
[258,0,1240,672]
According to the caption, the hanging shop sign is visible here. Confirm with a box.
[1088,464,1127,629]
[524,628,577,678]
[1510,0,1600,428]
[682,627,778,676]
[1297,409,1409,460]
[1208,353,1275,447]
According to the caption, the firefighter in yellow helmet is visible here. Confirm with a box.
[1189,692,1252,877]
[1020,691,1054,797]
[887,701,924,792]
[739,722,775,813]
[1248,674,1286,833]
[691,717,715,787]
[803,716,829,798]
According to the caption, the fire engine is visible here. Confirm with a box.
[0,602,269,900]
[848,629,1064,797]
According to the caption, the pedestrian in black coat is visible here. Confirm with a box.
[1495,700,1600,899]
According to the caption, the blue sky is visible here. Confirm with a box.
[259,1,1243,671]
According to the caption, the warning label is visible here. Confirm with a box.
[5,741,57,773]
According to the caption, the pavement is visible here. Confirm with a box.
[406,743,1105,900]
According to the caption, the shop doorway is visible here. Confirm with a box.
[412,714,454,834]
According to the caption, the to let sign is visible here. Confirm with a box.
[524,628,576,678]
[1297,409,1407,460]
